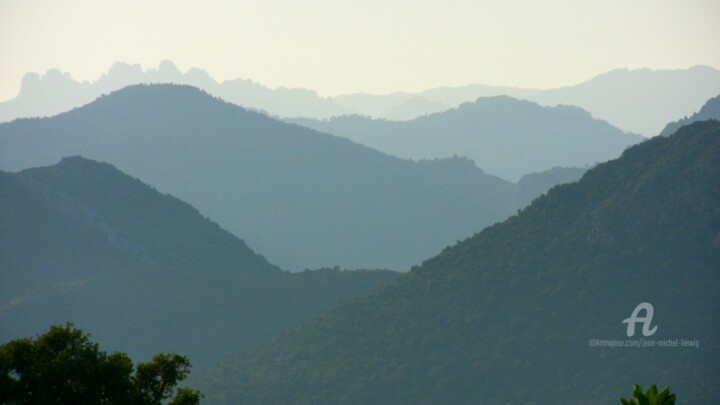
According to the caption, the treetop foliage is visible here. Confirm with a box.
[0,323,201,405]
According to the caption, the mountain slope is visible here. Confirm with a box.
[530,66,720,136]
[383,96,450,121]
[335,66,720,132]
[0,84,570,272]
[289,96,641,181]
[5,63,716,134]
[332,84,539,119]
[197,121,720,404]
[0,157,399,367]
[659,95,720,137]
[512,166,587,209]
[0,60,348,123]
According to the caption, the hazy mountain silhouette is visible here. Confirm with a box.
[0,84,578,271]
[529,66,720,136]
[0,70,97,123]
[289,96,642,181]
[196,121,720,404]
[512,166,586,209]
[0,61,348,123]
[324,67,720,134]
[0,156,400,367]
[659,95,720,137]
[383,96,450,121]
[332,84,539,119]
[5,63,717,134]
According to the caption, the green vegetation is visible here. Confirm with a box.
[0,156,399,367]
[1,83,717,404]
[620,384,676,405]
[0,324,200,404]
[196,121,720,404]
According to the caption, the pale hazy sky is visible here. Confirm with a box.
[1,0,719,101]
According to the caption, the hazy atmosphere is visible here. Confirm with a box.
[2,0,719,101]
[1,1,719,404]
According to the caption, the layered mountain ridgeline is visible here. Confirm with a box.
[382,96,451,121]
[331,84,539,119]
[196,121,720,404]
[513,166,587,209]
[529,65,720,136]
[659,95,720,137]
[0,84,578,272]
[0,60,348,123]
[4,62,718,133]
[334,67,720,134]
[0,157,400,367]
[289,96,641,181]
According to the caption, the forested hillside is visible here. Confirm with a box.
[197,121,720,404]
[0,157,399,367]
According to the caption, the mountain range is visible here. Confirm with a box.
[0,156,399,367]
[1,59,718,405]
[289,96,642,181]
[330,84,539,120]
[529,65,720,136]
[0,61,348,122]
[0,84,591,271]
[194,120,720,404]
[2,61,719,136]
[659,95,720,137]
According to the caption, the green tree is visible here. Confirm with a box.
[620,384,676,405]
[134,353,196,404]
[0,324,201,404]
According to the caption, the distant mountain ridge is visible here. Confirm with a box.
[529,65,720,135]
[332,84,540,119]
[659,95,720,136]
[0,156,400,367]
[196,120,720,404]
[512,166,587,209]
[289,96,642,181]
[0,60,349,122]
[3,61,718,136]
[0,84,580,272]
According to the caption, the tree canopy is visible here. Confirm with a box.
[620,384,676,405]
[0,324,201,404]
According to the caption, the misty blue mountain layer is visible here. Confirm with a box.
[0,156,400,367]
[195,120,720,404]
[289,96,642,181]
[0,84,584,271]
[659,94,720,136]
[529,65,720,135]
[2,61,718,137]
[0,60,349,122]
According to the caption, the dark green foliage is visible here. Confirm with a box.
[134,354,194,404]
[620,384,676,405]
[0,157,400,367]
[167,388,203,405]
[196,121,720,404]
[0,324,200,405]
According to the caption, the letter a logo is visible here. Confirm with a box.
[622,302,658,337]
